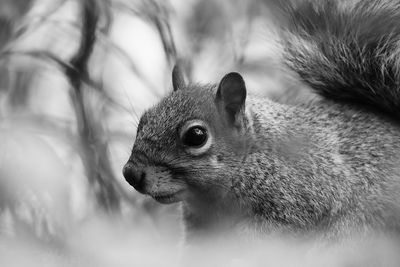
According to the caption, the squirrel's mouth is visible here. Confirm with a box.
[152,190,184,204]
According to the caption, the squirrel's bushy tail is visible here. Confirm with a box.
[282,0,400,117]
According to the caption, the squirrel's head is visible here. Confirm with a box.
[123,66,252,205]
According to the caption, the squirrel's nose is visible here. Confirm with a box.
[123,162,146,192]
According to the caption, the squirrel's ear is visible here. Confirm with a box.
[216,72,247,126]
[172,63,187,91]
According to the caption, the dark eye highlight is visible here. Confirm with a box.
[182,126,208,147]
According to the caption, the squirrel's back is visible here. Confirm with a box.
[282,0,400,119]
[245,94,400,235]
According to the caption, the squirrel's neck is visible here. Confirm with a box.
[181,188,250,241]
[231,99,353,232]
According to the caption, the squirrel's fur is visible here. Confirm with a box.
[123,0,400,241]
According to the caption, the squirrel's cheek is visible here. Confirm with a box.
[210,155,225,168]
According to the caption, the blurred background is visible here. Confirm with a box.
[0,0,313,266]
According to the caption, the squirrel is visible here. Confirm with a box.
[123,0,400,241]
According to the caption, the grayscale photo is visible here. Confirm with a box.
[1,0,400,266]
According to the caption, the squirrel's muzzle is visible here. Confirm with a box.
[123,162,146,193]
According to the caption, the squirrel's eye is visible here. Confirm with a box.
[182,126,208,147]
[180,120,212,156]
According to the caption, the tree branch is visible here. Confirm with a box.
[67,0,120,212]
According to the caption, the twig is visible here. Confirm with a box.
[66,0,120,212]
